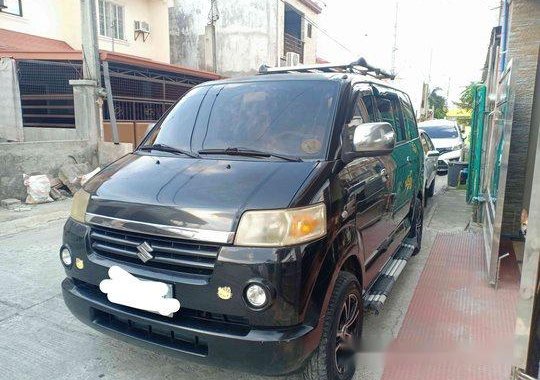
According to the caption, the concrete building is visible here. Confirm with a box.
[169,0,323,77]
[502,0,540,238]
[0,0,171,63]
[0,0,219,200]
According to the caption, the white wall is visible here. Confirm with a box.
[277,0,319,65]
[169,0,320,76]
[0,0,170,63]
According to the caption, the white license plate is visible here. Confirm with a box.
[99,265,180,317]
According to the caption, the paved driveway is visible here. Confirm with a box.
[0,176,448,380]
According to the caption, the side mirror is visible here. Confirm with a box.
[427,150,440,157]
[347,122,396,158]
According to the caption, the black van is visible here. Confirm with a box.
[61,59,424,380]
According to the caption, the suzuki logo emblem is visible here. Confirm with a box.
[136,241,154,263]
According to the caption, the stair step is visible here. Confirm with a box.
[364,241,416,313]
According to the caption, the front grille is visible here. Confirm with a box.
[89,225,220,275]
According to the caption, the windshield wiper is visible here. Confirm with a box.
[198,147,303,162]
[139,143,199,158]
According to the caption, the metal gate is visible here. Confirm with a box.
[482,60,516,284]
[466,84,487,204]
[101,61,208,147]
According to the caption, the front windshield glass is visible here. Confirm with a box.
[142,80,340,160]
[422,125,459,139]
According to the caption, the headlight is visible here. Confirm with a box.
[70,189,90,223]
[453,143,463,151]
[235,203,326,247]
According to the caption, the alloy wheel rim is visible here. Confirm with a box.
[334,293,360,374]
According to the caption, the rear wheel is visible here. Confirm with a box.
[409,197,423,255]
[302,272,363,380]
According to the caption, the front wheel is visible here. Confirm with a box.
[302,272,363,380]
[409,197,423,255]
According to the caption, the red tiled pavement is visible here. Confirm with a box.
[381,232,520,380]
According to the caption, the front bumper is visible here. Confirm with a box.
[61,218,326,375]
[62,277,318,375]
[437,149,462,171]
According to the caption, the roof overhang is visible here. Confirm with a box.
[298,0,323,14]
[0,28,221,80]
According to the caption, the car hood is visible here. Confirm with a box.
[431,137,461,149]
[84,154,318,233]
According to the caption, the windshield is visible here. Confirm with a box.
[422,125,459,139]
[142,80,340,160]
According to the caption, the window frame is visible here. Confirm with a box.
[397,91,419,140]
[98,0,125,41]
[0,0,23,16]
[307,23,312,38]
[372,84,407,143]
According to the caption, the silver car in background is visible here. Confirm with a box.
[418,119,463,172]
[419,129,439,205]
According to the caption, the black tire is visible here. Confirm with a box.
[426,178,435,198]
[302,272,363,380]
[409,197,423,255]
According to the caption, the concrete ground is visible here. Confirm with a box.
[0,175,466,380]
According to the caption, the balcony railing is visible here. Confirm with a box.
[284,33,304,63]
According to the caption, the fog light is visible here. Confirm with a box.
[60,247,72,267]
[245,283,268,308]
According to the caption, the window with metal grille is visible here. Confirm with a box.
[17,60,82,129]
[98,0,125,40]
[0,0,22,16]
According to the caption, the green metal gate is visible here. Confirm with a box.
[467,84,487,204]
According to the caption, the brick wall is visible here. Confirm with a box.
[502,0,540,236]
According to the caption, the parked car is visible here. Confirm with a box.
[418,119,464,172]
[419,129,440,205]
[60,59,424,380]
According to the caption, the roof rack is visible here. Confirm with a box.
[258,57,395,80]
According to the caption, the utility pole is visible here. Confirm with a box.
[446,76,451,106]
[205,0,219,72]
[428,48,433,84]
[70,0,104,146]
[391,1,398,75]
[80,0,101,85]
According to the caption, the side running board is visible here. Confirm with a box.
[364,239,416,313]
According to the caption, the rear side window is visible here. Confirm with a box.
[399,95,419,139]
[373,86,406,142]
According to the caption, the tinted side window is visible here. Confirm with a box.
[343,87,377,153]
[399,93,419,139]
[352,92,376,123]
[373,87,406,141]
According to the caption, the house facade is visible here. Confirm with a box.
[0,0,171,63]
[169,0,322,76]
[0,0,219,201]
